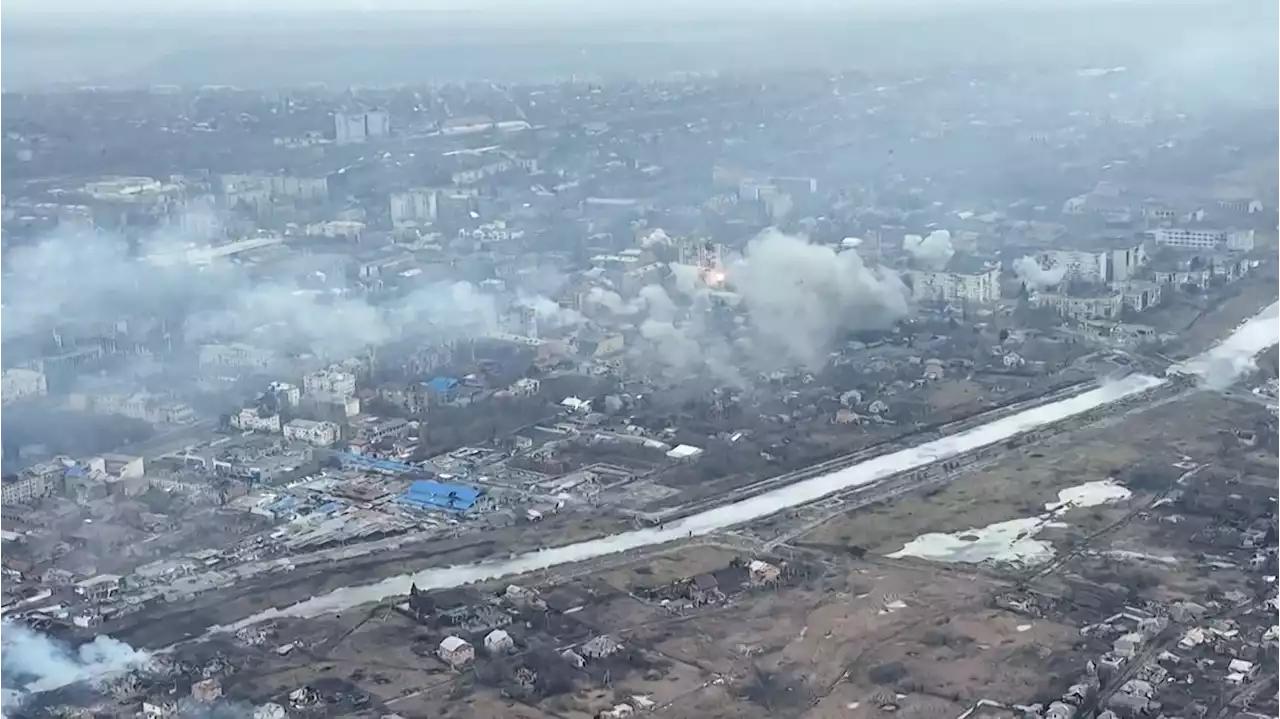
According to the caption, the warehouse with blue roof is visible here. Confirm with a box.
[425,376,461,402]
[398,479,483,513]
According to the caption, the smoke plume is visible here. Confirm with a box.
[516,293,585,329]
[728,230,911,369]
[1,621,150,714]
[586,287,638,315]
[0,222,535,368]
[902,230,955,270]
[667,262,704,297]
[1012,255,1067,290]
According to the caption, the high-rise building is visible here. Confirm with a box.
[389,188,439,227]
[334,110,391,145]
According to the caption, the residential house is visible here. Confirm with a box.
[484,629,515,655]
[282,419,340,447]
[438,636,474,668]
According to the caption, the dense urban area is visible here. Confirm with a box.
[1,3,1278,719]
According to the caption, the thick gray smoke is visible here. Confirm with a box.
[515,292,585,329]
[585,287,628,314]
[597,231,911,380]
[667,262,704,297]
[0,223,536,366]
[637,285,679,323]
[1,621,151,715]
[902,230,955,270]
[1012,255,1067,290]
[728,230,911,368]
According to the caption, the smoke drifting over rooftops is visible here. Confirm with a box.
[902,230,955,270]
[0,221,566,367]
[1012,255,1067,290]
[1,622,151,717]
[583,230,912,381]
[729,229,912,369]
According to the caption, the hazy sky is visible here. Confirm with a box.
[0,0,1180,17]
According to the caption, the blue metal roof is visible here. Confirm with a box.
[426,376,460,393]
[398,479,482,512]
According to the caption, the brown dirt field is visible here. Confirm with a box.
[664,684,773,719]
[1043,457,1271,605]
[594,545,744,591]
[388,687,562,719]
[627,563,1079,713]
[794,391,1249,557]
[924,378,987,411]
[803,681,969,719]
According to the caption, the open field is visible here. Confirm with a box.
[787,390,1257,558]
[227,555,1081,719]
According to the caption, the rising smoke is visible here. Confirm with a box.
[1012,255,1067,290]
[1,622,151,716]
[1,221,563,370]
[601,230,911,379]
[728,230,912,369]
[902,230,955,270]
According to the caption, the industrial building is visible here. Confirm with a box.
[397,479,484,513]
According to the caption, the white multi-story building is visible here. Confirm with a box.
[909,261,1002,305]
[231,408,281,433]
[1107,240,1149,283]
[1039,249,1109,284]
[199,343,275,370]
[1034,291,1124,320]
[2,368,48,404]
[334,112,365,144]
[1,473,52,506]
[267,381,301,408]
[334,111,390,144]
[282,419,340,447]
[1036,239,1148,285]
[1148,228,1254,252]
[364,110,390,138]
[389,188,439,227]
[303,367,357,398]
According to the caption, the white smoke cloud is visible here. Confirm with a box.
[1012,255,1067,290]
[585,287,634,315]
[667,262,704,297]
[902,230,955,270]
[637,284,678,323]
[515,293,585,329]
[1172,300,1280,390]
[729,230,912,368]
[1,621,151,713]
[640,228,672,248]
[1,222,512,366]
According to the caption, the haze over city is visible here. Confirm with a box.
[1,1,1277,717]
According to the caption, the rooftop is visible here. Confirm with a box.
[398,479,483,512]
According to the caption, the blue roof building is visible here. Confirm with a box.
[426,376,460,392]
[398,479,482,513]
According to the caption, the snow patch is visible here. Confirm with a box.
[887,480,1132,567]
